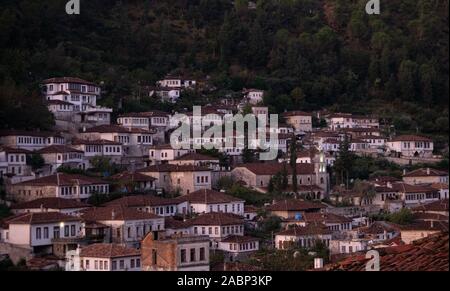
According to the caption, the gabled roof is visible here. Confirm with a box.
[138,164,210,173]
[81,205,162,221]
[221,235,259,243]
[110,171,157,183]
[42,77,96,86]
[103,195,178,208]
[303,212,352,224]
[187,212,244,226]
[0,130,62,138]
[390,135,432,142]
[82,124,156,134]
[276,222,332,236]
[412,199,449,212]
[403,168,448,177]
[176,189,244,204]
[391,182,436,194]
[10,198,90,210]
[72,139,122,146]
[234,162,315,175]
[80,243,140,258]
[4,212,81,225]
[326,232,449,271]
[266,199,326,212]
[13,173,107,187]
[174,152,219,161]
[0,146,30,154]
[37,145,83,154]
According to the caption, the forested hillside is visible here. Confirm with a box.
[0,0,448,144]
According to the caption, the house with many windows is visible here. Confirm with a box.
[7,173,110,202]
[66,243,141,271]
[0,146,30,177]
[386,135,434,158]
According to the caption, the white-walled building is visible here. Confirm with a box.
[2,212,83,253]
[37,145,86,173]
[283,111,313,132]
[10,197,91,216]
[81,206,165,248]
[0,146,30,177]
[148,144,193,165]
[0,130,65,151]
[387,135,434,158]
[275,223,332,250]
[242,89,264,105]
[176,189,245,216]
[66,243,141,271]
[7,173,110,202]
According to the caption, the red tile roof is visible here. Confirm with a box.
[0,146,30,154]
[282,111,312,117]
[37,145,83,154]
[188,212,244,226]
[276,222,332,236]
[72,139,122,145]
[398,220,449,232]
[391,182,436,193]
[83,124,156,134]
[110,171,156,183]
[176,189,244,204]
[174,152,219,161]
[221,235,259,243]
[10,198,90,210]
[0,130,62,138]
[80,243,140,258]
[266,199,326,212]
[412,199,449,212]
[42,77,96,86]
[13,173,107,187]
[326,232,449,271]
[103,195,177,208]
[81,205,162,221]
[235,162,315,175]
[390,135,432,142]
[403,168,448,177]
[303,212,352,224]
[4,212,81,225]
[138,164,210,173]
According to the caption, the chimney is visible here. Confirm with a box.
[426,168,430,175]
[314,258,324,269]
[111,209,115,220]
[403,169,406,176]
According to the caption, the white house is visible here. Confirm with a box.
[242,89,264,105]
[0,130,65,151]
[3,212,83,253]
[387,135,434,158]
[37,145,86,173]
[148,144,193,165]
[0,146,30,177]
[218,235,259,262]
[81,205,165,247]
[66,243,141,271]
[282,111,313,132]
[8,173,110,202]
[10,197,91,216]
[71,139,123,165]
[176,189,245,216]
[275,223,332,250]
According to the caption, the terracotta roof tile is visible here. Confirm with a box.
[4,212,81,225]
[10,198,90,210]
[176,189,244,204]
[81,205,162,221]
[80,243,140,258]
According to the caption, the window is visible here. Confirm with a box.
[85,260,90,270]
[64,225,69,237]
[112,261,117,270]
[104,261,108,270]
[180,249,187,263]
[200,248,205,261]
[43,227,49,239]
[71,225,76,236]
[119,260,125,269]
[94,260,98,270]
[130,259,135,269]
[136,259,140,268]
[36,227,42,240]
[53,226,60,238]
[190,249,196,262]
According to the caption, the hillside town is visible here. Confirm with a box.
[0,75,448,272]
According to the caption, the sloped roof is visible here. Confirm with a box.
[4,212,81,225]
[176,189,244,204]
[80,243,140,258]
[266,199,326,212]
[10,198,90,210]
[325,232,449,271]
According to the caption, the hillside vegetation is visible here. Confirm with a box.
[0,0,448,145]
